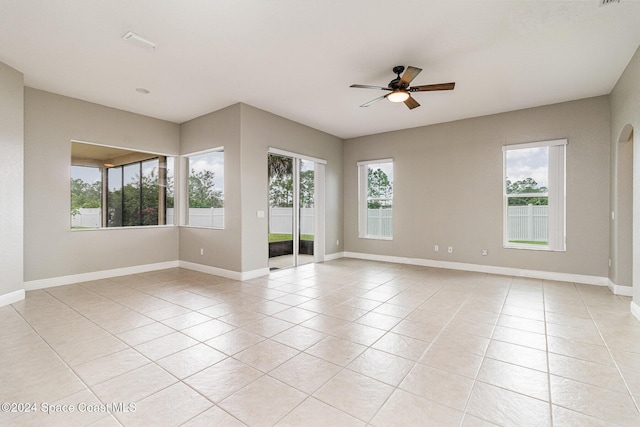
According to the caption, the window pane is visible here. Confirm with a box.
[188,150,224,227]
[504,146,549,246]
[107,167,122,227]
[505,146,548,195]
[70,166,102,229]
[165,157,176,224]
[365,161,393,238]
[123,163,141,226]
[141,159,159,225]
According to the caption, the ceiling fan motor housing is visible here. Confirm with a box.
[389,65,405,89]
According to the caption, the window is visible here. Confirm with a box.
[186,149,224,228]
[358,159,393,239]
[71,165,102,228]
[503,139,566,251]
[70,142,174,229]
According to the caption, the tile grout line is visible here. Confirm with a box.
[574,285,640,417]
[10,299,125,426]
[457,274,512,427]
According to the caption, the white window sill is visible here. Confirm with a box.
[503,243,565,252]
[70,225,176,231]
[180,225,225,230]
[359,235,393,241]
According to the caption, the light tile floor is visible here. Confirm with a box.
[2,259,640,426]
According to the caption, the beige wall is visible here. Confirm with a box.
[179,104,243,272]
[0,62,24,298]
[24,89,180,282]
[239,104,344,272]
[178,103,344,274]
[344,96,611,278]
[610,45,640,301]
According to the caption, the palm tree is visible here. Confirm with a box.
[268,154,292,179]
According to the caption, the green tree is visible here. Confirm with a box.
[108,165,163,226]
[300,169,314,208]
[189,169,223,208]
[267,155,315,208]
[70,178,101,216]
[367,167,393,209]
[506,177,548,206]
[269,174,293,207]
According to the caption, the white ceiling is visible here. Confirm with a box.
[2,0,640,139]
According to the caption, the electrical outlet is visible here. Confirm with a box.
[448,246,453,254]
[434,245,439,252]
[200,248,204,256]
[481,249,488,256]
[336,240,339,246]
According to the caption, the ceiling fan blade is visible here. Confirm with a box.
[350,84,391,91]
[410,82,456,92]
[398,66,422,88]
[404,96,420,110]
[360,94,389,108]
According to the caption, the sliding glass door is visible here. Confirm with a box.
[267,153,316,270]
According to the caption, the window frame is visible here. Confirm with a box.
[502,139,567,251]
[181,147,225,229]
[357,158,394,240]
[70,141,175,230]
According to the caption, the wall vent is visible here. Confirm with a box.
[600,0,621,6]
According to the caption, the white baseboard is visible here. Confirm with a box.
[323,252,345,262]
[608,279,634,296]
[631,301,640,322]
[179,261,269,281]
[343,252,609,287]
[23,261,180,291]
[0,289,25,307]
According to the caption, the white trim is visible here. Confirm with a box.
[0,289,25,307]
[631,301,640,323]
[357,158,393,166]
[607,279,634,296]
[179,261,269,281]
[268,147,327,165]
[343,252,608,286]
[502,138,567,151]
[181,146,224,157]
[23,261,179,290]
[323,252,345,262]
[314,163,326,263]
[72,139,175,158]
[503,140,566,252]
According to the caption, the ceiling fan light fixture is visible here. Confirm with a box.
[387,90,410,103]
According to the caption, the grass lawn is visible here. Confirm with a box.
[269,233,314,242]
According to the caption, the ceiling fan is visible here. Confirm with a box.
[350,65,455,110]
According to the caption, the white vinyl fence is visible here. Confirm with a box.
[507,205,548,242]
[72,207,222,228]
[269,207,314,235]
[74,205,548,242]
[71,208,101,228]
[367,208,393,237]
[166,208,225,227]
[186,208,224,228]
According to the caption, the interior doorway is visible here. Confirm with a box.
[267,149,324,270]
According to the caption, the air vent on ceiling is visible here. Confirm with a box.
[600,0,621,6]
